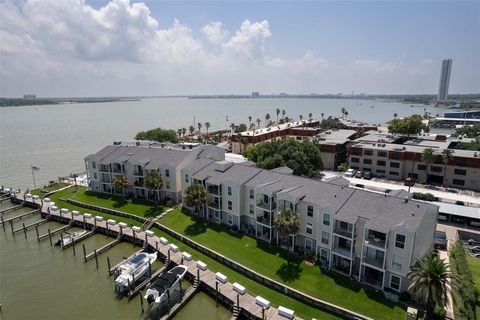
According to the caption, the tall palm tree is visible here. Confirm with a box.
[256,118,261,129]
[341,107,346,118]
[265,113,271,126]
[144,170,163,206]
[308,112,313,121]
[321,112,325,120]
[177,128,182,138]
[282,109,286,120]
[441,149,454,186]
[204,122,211,137]
[421,148,436,178]
[393,113,398,119]
[182,128,187,137]
[189,125,195,136]
[230,122,236,132]
[276,108,280,123]
[299,114,303,122]
[274,208,300,254]
[112,175,129,197]
[344,111,349,119]
[248,115,252,128]
[197,122,202,135]
[408,252,455,319]
[184,183,208,217]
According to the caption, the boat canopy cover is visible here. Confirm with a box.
[131,253,146,265]
[152,273,178,294]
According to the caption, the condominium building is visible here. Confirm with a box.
[180,158,438,292]
[85,142,439,292]
[314,129,357,170]
[347,132,480,191]
[438,59,452,102]
[84,142,224,202]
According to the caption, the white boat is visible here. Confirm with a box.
[54,230,87,247]
[144,265,188,305]
[115,252,157,293]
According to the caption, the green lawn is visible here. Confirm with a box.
[31,182,70,195]
[467,255,480,316]
[160,209,406,320]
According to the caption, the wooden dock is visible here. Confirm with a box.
[37,225,72,241]
[158,286,199,320]
[84,239,121,262]
[0,204,23,215]
[0,209,38,224]
[12,219,48,233]
[62,230,94,248]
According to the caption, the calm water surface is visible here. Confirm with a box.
[0,201,230,320]
[0,98,446,189]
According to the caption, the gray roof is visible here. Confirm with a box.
[86,145,123,161]
[335,190,437,233]
[324,176,350,187]
[193,161,262,185]
[183,158,216,174]
[270,166,294,175]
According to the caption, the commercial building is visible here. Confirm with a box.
[347,132,480,191]
[438,59,452,102]
[85,141,439,293]
[314,129,357,170]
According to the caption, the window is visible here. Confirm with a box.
[430,166,442,173]
[390,162,400,168]
[452,179,465,186]
[166,181,170,189]
[390,275,401,291]
[227,214,233,225]
[249,189,254,200]
[165,169,170,177]
[92,161,97,169]
[321,231,329,245]
[306,223,313,235]
[376,169,385,174]
[185,174,189,183]
[456,159,466,167]
[364,150,373,156]
[227,186,232,196]
[392,254,403,270]
[417,164,427,171]
[454,168,467,176]
[351,157,360,163]
[390,152,401,160]
[227,200,232,211]
[363,159,372,165]
[249,204,254,214]
[395,234,406,249]
[307,205,314,217]
[389,171,399,176]
[320,249,329,262]
[323,213,330,226]
[305,238,313,251]
[93,173,98,179]
[377,151,387,158]
[377,160,386,167]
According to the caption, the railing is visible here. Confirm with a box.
[133,181,144,187]
[207,185,221,196]
[364,238,386,249]
[362,256,385,269]
[256,201,276,211]
[133,170,144,176]
[256,215,271,226]
[207,201,221,210]
[333,228,354,239]
[332,246,352,259]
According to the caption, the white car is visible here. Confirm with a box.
[344,168,356,177]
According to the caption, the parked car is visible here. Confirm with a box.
[355,171,364,178]
[404,177,415,187]
[363,172,374,180]
[434,231,447,250]
[344,168,356,177]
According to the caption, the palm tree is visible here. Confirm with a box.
[393,113,398,119]
[274,208,300,255]
[276,108,280,123]
[282,109,286,120]
[341,107,346,118]
[204,122,211,137]
[408,252,455,319]
[184,183,208,217]
[321,112,325,120]
[299,114,303,122]
[256,118,261,129]
[144,170,163,206]
[248,115,252,128]
[308,112,313,121]
[265,113,271,126]
[182,128,186,137]
[421,148,436,178]
[189,125,195,136]
[344,111,349,119]
[441,149,454,186]
[112,175,129,197]
[230,122,236,132]
[197,122,202,135]
[177,128,182,138]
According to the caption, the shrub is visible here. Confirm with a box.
[399,291,411,302]
[432,306,447,320]
[412,192,439,202]
[449,240,476,320]
[337,163,349,172]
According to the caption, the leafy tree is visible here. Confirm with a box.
[320,116,342,129]
[184,183,208,217]
[452,123,480,138]
[388,114,429,137]
[274,208,300,254]
[144,170,163,206]
[337,163,349,172]
[243,139,323,177]
[135,128,178,143]
[408,252,456,320]
[454,139,480,151]
[112,175,129,197]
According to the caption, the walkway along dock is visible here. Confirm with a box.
[9,193,374,320]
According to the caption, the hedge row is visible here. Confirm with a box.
[412,192,439,202]
[449,240,477,320]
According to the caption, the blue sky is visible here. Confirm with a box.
[1,0,478,96]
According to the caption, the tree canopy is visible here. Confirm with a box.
[452,123,480,138]
[319,116,342,130]
[184,183,208,215]
[135,127,178,143]
[243,139,323,177]
[388,114,429,137]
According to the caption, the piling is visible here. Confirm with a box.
[72,238,76,255]
[107,256,111,275]
[148,261,152,280]
[60,233,64,248]
[132,229,136,246]
[94,249,99,269]
[82,244,87,262]
[1,216,5,232]
[48,228,52,246]
[215,280,219,305]
[22,223,27,239]
[10,221,14,236]
[139,290,144,314]
[35,225,39,241]
[155,240,159,252]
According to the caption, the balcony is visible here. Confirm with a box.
[207,200,221,210]
[364,230,387,249]
[207,185,221,196]
[362,266,384,289]
[112,163,124,174]
[133,168,144,176]
[256,201,276,211]
[363,255,385,269]
[333,220,354,238]
[331,255,351,275]
[134,180,144,188]
[100,165,110,173]
[332,246,352,259]
[100,174,111,183]
[256,215,272,226]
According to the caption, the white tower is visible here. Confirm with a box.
[438,59,452,102]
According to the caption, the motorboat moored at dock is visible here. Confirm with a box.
[144,265,188,306]
[114,252,157,293]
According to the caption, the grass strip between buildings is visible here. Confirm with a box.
[46,187,406,319]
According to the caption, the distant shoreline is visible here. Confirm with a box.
[0,98,140,107]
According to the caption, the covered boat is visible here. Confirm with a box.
[144,265,188,305]
[115,252,157,293]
